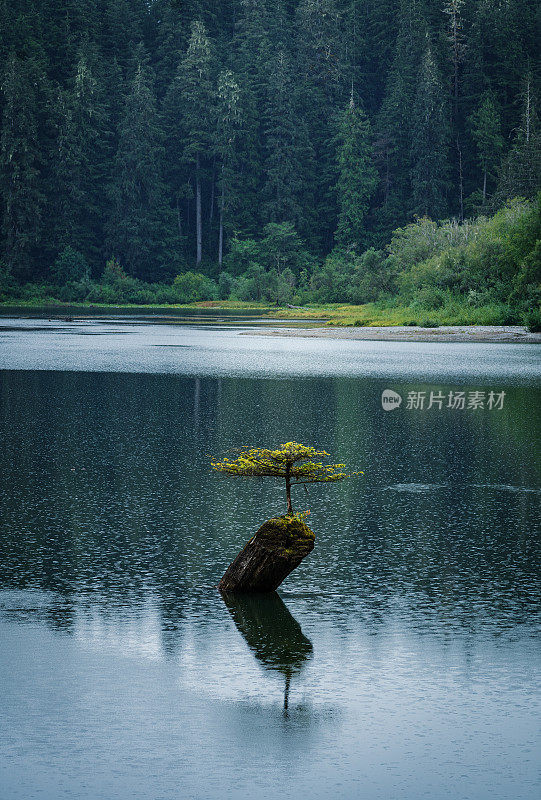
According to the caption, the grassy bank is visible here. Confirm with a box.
[1,298,538,329]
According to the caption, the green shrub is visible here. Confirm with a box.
[102,257,128,285]
[524,309,541,332]
[224,236,260,276]
[152,285,176,304]
[416,286,447,309]
[51,247,89,285]
[218,271,235,300]
[172,271,218,303]
[497,307,523,325]
[57,277,95,302]
[86,283,118,304]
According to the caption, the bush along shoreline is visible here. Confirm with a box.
[1,198,539,331]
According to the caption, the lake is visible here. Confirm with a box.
[0,318,540,800]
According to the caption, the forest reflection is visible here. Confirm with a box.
[0,370,539,641]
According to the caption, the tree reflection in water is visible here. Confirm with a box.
[222,592,313,716]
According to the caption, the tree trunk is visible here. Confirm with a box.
[196,153,202,265]
[209,161,215,225]
[218,516,315,593]
[482,168,487,202]
[456,135,464,222]
[285,466,293,514]
[176,195,182,240]
[525,74,531,143]
[218,178,225,266]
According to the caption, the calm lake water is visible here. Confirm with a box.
[1,318,540,800]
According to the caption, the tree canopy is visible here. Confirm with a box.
[1,0,539,287]
[211,442,361,514]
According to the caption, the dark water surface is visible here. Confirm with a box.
[0,320,540,800]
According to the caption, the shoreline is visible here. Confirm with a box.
[2,312,540,343]
[243,325,541,344]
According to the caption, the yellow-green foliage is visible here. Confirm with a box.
[289,509,311,523]
[211,441,361,484]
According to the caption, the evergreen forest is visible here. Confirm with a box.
[1,0,540,323]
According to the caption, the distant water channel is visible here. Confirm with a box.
[1,317,540,800]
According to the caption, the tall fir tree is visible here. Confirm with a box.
[0,53,48,280]
[150,0,186,99]
[410,46,450,219]
[373,0,426,239]
[295,0,346,252]
[100,0,146,78]
[215,69,242,266]
[443,0,466,219]
[51,40,108,271]
[495,73,541,204]
[263,48,305,231]
[340,0,399,117]
[178,19,214,265]
[469,93,503,203]
[106,57,172,281]
[39,0,101,85]
[230,0,271,237]
[334,95,377,251]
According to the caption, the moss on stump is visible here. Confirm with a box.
[218,515,315,594]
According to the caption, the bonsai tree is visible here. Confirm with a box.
[211,441,359,515]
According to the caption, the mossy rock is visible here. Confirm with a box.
[218,515,315,594]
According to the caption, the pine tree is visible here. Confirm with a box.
[106,58,172,281]
[215,69,242,265]
[163,60,190,261]
[101,0,146,78]
[150,0,185,99]
[296,0,344,99]
[39,0,101,85]
[463,0,536,142]
[495,73,541,204]
[230,0,271,237]
[443,0,465,116]
[0,54,47,280]
[410,47,449,219]
[340,0,398,117]
[443,0,466,219]
[470,93,503,202]
[263,48,304,230]
[335,95,377,251]
[51,40,108,271]
[372,0,427,238]
[178,20,214,265]
[295,0,345,253]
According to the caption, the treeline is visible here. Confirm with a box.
[0,0,540,289]
[3,198,539,330]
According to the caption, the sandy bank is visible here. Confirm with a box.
[243,325,541,344]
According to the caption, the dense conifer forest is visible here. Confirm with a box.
[0,0,540,320]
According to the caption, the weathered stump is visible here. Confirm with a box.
[218,515,315,593]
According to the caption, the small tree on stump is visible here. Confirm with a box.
[211,441,359,515]
[211,442,362,593]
